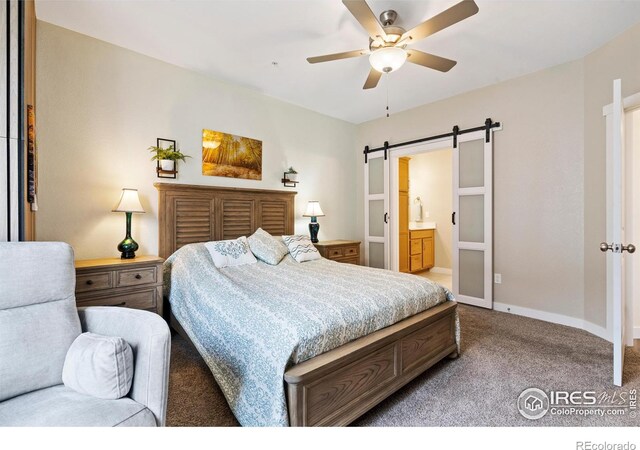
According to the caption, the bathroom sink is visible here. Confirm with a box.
[410,221,436,230]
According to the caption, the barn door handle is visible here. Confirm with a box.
[452,212,456,225]
[384,212,389,224]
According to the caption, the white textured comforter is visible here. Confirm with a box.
[164,243,458,426]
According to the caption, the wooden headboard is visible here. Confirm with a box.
[154,183,296,259]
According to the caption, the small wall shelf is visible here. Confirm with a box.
[157,165,177,179]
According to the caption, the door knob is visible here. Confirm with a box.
[623,244,636,254]
[600,242,612,252]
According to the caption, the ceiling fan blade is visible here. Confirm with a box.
[342,0,386,40]
[401,0,479,42]
[407,50,457,72]
[307,49,369,64]
[363,68,382,90]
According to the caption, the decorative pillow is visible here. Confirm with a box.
[282,235,321,263]
[247,228,289,265]
[205,236,257,269]
[62,332,134,400]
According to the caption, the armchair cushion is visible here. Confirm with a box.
[0,384,156,427]
[62,332,134,400]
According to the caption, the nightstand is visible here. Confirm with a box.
[74,256,164,316]
[314,240,361,265]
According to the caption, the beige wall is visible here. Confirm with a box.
[36,22,357,260]
[408,149,453,269]
[357,59,586,321]
[583,23,640,328]
[357,21,640,329]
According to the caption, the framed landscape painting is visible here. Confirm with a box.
[202,129,262,180]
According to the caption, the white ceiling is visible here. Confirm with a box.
[36,0,640,124]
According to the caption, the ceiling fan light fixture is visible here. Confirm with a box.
[369,47,407,73]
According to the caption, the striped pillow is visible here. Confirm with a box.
[282,235,321,263]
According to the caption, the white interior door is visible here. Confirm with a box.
[453,130,493,309]
[605,78,633,386]
[364,153,390,268]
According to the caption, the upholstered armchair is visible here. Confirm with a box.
[0,242,171,427]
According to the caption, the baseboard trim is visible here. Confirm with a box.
[431,267,452,275]
[493,302,611,342]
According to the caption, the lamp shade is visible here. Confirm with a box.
[369,47,407,73]
[303,201,325,217]
[112,188,145,213]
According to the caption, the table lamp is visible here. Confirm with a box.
[303,201,325,243]
[112,188,145,259]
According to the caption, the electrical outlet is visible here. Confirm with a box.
[494,273,502,284]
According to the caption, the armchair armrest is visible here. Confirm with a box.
[77,307,171,426]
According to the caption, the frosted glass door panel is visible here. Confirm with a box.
[369,242,384,269]
[369,200,384,237]
[368,157,384,195]
[459,195,484,243]
[454,130,493,309]
[459,139,484,188]
[364,154,389,269]
[459,249,484,299]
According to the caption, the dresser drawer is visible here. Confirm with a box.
[327,248,344,258]
[77,289,157,311]
[343,246,359,257]
[410,254,423,272]
[76,272,112,293]
[410,239,422,255]
[340,257,360,265]
[116,267,157,287]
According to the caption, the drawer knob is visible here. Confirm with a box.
[135,274,142,279]
[86,280,94,285]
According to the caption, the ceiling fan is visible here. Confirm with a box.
[307,0,479,90]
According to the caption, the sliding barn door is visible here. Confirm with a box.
[364,153,390,269]
[453,130,493,308]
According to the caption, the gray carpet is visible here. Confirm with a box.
[166,305,640,426]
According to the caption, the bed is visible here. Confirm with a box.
[156,183,459,427]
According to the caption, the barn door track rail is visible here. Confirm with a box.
[363,118,501,163]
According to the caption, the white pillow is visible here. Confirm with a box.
[205,236,257,268]
[62,332,134,400]
[282,235,321,263]
[247,228,289,265]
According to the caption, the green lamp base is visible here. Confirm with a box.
[117,211,139,259]
[309,217,320,244]
[117,236,139,259]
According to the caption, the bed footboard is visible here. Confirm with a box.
[284,301,457,427]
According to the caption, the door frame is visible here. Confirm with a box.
[389,137,454,273]
[603,90,640,345]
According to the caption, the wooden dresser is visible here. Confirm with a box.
[409,229,435,273]
[314,240,361,265]
[74,256,164,316]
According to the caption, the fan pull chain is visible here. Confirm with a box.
[386,74,390,118]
